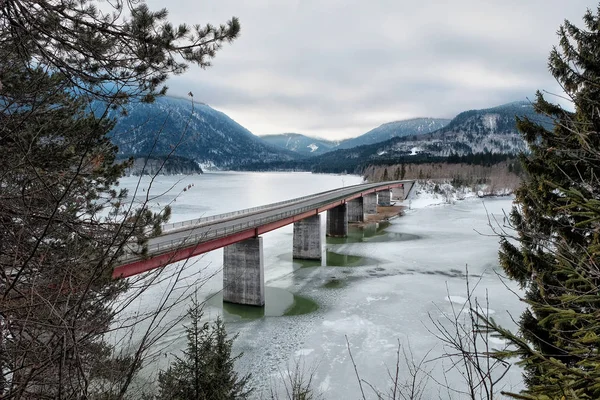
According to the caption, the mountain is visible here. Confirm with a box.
[234,101,553,174]
[259,118,451,157]
[380,101,551,157]
[103,96,299,168]
[260,133,339,156]
[336,118,451,150]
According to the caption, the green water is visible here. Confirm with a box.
[209,221,413,319]
[206,287,318,320]
[279,222,417,270]
[293,250,376,268]
[326,222,389,244]
[326,222,422,244]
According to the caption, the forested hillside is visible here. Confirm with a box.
[336,117,451,149]
[103,96,299,168]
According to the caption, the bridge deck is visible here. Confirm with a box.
[113,180,414,278]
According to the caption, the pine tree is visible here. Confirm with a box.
[155,300,252,400]
[382,168,389,181]
[0,69,160,397]
[491,5,600,398]
[0,1,239,397]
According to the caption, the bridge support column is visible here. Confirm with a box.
[223,237,264,306]
[391,186,404,201]
[377,190,391,206]
[327,203,348,237]
[293,214,321,260]
[347,198,364,222]
[363,193,377,215]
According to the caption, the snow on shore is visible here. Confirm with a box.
[403,180,514,210]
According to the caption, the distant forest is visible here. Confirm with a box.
[233,151,520,175]
[366,160,521,192]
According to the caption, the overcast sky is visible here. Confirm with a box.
[147,0,597,140]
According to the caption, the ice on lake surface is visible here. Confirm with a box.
[118,172,524,398]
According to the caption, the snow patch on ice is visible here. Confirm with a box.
[445,295,468,304]
[446,296,497,315]
[462,307,497,315]
[318,375,331,392]
[294,348,314,357]
[322,315,373,335]
[366,296,389,303]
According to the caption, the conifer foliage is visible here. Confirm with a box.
[0,0,239,397]
[154,300,252,400]
[492,5,600,398]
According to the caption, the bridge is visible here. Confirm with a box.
[114,180,415,306]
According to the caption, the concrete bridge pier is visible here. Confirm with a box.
[293,214,321,260]
[377,190,392,206]
[347,198,364,222]
[223,237,264,306]
[391,186,404,201]
[327,203,348,237]
[363,193,377,215]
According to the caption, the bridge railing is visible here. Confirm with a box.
[160,181,370,233]
[120,180,412,264]
[120,192,353,262]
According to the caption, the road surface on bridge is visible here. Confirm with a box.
[114,180,414,278]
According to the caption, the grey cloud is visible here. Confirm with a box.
[152,0,596,140]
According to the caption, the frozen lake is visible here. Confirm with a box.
[119,171,524,398]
